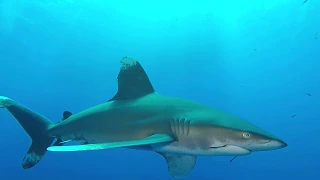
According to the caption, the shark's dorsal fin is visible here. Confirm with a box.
[109,57,155,101]
[157,152,197,178]
[62,111,73,120]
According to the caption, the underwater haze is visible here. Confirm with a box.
[0,0,319,179]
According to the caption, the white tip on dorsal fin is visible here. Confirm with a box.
[0,96,12,108]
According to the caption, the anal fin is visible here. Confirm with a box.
[52,139,63,146]
[157,152,197,178]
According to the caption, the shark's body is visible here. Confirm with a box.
[0,57,287,178]
[49,94,279,155]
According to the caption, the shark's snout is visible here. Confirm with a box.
[272,139,288,149]
[248,138,287,152]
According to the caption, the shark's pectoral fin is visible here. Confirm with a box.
[157,152,197,178]
[47,134,173,152]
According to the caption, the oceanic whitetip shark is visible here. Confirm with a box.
[0,57,287,178]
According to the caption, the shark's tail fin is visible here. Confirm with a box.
[0,96,54,169]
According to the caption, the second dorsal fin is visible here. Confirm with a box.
[52,111,73,146]
[62,111,73,121]
[109,57,155,101]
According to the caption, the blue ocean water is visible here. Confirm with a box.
[0,0,319,179]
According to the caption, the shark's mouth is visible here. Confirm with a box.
[210,145,252,151]
[209,145,252,156]
[210,145,228,149]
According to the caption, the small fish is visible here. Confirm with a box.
[306,93,312,96]
[291,115,296,118]
[302,0,308,5]
[229,156,237,162]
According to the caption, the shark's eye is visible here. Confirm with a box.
[243,132,251,139]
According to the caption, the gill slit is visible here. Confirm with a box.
[170,117,191,138]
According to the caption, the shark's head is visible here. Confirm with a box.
[190,111,287,154]
[206,126,288,152]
